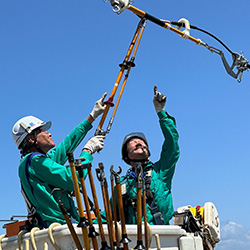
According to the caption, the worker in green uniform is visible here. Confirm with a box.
[12,93,107,228]
[119,86,180,225]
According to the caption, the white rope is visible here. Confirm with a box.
[17,230,28,250]
[30,227,40,250]
[0,234,6,250]
[24,239,29,250]
[155,233,161,250]
[44,242,49,250]
[48,223,61,250]
[146,222,152,247]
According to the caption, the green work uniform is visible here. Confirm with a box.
[19,119,93,227]
[119,110,180,225]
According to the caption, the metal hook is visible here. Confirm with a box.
[50,188,67,202]
[110,165,122,184]
[110,165,115,181]
[110,165,122,176]
[96,168,104,182]
[176,18,190,40]
[96,162,106,182]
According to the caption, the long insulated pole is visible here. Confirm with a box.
[142,178,149,249]
[134,163,145,250]
[112,167,131,250]
[75,159,99,250]
[51,188,83,250]
[97,163,121,250]
[67,152,90,250]
[110,166,120,245]
[96,18,147,135]
[86,163,112,250]
[106,18,146,133]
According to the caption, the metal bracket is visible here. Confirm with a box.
[109,0,132,14]
[176,18,190,40]
[95,128,107,136]
[134,162,143,189]
[205,45,249,83]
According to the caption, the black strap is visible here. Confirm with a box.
[22,152,48,229]
[146,195,165,225]
[144,167,165,225]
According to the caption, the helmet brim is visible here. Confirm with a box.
[44,121,52,131]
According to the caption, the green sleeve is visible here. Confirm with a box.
[154,110,180,187]
[47,119,92,165]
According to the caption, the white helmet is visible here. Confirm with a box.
[12,116,52,149]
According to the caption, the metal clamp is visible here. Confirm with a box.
[109,0,132,14]
[176,18,190,40]
[205,44,249,82]
[110,165,122,184]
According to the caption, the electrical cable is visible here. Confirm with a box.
[171,21,234,54]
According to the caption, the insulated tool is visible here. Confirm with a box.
[50,188,82,250]
[110,166,120,245]
[106,0,250,83]
[95,17,146,136]
[97,163,121,250]
[106,18,146,134]
[86,162,112,250]
[142,178,149,250]
[67,152,90,250]
[75,159,99,250]
[134,162,145,250]
[111,166,131,250]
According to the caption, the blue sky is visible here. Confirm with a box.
[1,0,250,248]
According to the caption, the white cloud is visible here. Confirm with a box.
[216,221,250,250]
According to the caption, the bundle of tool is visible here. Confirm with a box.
[64,152,152,250]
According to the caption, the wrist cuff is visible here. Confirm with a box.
[89,113,95,120]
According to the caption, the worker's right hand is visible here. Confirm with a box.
[153,85,166,113]
[90,93,107,120]
[83,135,105,154]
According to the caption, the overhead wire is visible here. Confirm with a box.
[107,1,250,83]
[170,21,234,55]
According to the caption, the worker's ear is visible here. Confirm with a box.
[124,157,131,165]
[27,134,35,144]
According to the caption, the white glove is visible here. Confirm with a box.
[153,85,166,113]
[90,93,107,120]
[83,135,105,154]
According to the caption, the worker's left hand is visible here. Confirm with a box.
[90,92,107,120]
[153,85,166,113]
[83,135,105,154]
